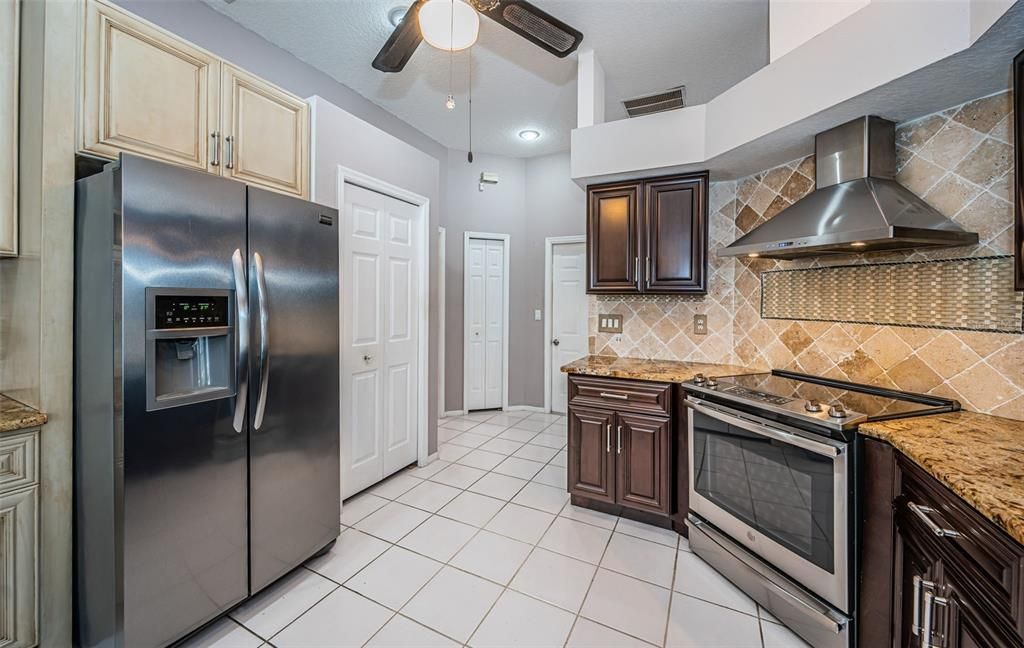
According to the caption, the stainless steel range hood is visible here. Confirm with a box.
[720,116,978,260]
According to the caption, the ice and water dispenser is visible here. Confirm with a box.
[145,288,236,411]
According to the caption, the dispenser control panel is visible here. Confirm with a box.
[155,295,229,329]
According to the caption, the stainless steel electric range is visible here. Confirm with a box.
[681,370,959,648]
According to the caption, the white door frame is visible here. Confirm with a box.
[463,232,510,413]
[337,166,432,466]
[437,226,446,418]
[543,235,587,413]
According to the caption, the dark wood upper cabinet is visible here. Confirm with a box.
[586,182,641,293]
[586,172,708,295]
[644,173,708,293]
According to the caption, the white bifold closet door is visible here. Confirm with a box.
[341,183,420,499]
[466,238,505,411]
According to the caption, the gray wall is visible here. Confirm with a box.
[443,151,585,412]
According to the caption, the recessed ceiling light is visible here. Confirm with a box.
[518,129,541,141]
[388,6,407,27]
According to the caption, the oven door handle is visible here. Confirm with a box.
[684,399,842,458]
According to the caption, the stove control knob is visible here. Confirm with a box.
[706,377,719,388]
[828,404,848,419]
[804,399,822,413]
[693,373,707,385]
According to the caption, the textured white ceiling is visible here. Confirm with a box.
[203,0,769,157]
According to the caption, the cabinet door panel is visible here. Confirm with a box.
[616,412,670,514]
[568,407,615,503]
[587,183,640,293]
[0,486,38,648]
[222,64,309,198]
[644,174,708,293]
[81,0,219,171]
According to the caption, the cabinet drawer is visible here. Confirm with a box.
[0,430,39,493]
[568,375,671,416]
[897,455,1024,638]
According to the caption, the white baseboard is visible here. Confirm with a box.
[443,410,465,418]
[503,405,548,413]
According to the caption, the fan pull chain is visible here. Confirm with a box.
[445,0,455,110]
[468,45,474,163]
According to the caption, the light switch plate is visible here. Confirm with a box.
[534,309,542,321]
[694,314,708,335]
[599,314,623,333]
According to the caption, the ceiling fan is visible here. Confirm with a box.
[373,0,584,73]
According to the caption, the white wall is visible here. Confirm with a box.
[442,151,584,412]
[769,0,869,62]
[309,97,442,452]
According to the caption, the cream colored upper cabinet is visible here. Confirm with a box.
[80,0,220,173]
[1,0,19,256]
[221,64,309,198]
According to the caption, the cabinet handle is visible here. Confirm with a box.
[909,502,961,538]
[606,424,611,453]
[210,131,221,166]
[599,392,628,400]
[921,589,949,648]
[225,135,235,169]
[634,257,640,286]
[646,255,651,285]
[911,575,923,636]
[616,425,622,454]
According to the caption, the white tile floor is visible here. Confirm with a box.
[181,410,812,648]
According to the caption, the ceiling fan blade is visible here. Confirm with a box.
[476,0,583,58]
[372,0,426,73]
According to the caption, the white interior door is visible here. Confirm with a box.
[342,183,420,498]
[483,241,505,409]
[465,239,487,411]
[465,237,505,412]
[550,242,587,413]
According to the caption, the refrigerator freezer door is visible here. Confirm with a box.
[247,187,341,593]
[76,154,250,648]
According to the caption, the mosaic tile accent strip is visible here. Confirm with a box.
[761,256,1024,333]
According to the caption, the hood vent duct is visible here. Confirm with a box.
[720,116,978,260]
[623,86,686,118]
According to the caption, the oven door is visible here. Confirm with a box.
[686,397,849,612]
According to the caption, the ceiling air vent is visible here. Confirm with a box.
[622,86,686,118]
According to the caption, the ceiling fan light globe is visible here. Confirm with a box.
[419,0,480,51]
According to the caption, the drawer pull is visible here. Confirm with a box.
[921,588,949,648]
[599,392,628,400]
[909,502,961,538]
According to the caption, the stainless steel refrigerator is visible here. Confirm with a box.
[74,154,340,648]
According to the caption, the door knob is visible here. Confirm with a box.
[552,338,560,346]
[363,354,373,363]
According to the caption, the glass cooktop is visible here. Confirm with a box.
[684,370,960,429]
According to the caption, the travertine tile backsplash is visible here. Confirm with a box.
[590,91,1023,419]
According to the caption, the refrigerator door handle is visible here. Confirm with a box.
[231,248,249,433]
[253,252,271,430]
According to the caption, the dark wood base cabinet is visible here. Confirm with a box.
[566,374,687,532]
[862,438,1024,648]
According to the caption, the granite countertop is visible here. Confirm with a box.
[560,355,757,383]
[0,394,47,434]
[860,411,1024,546]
